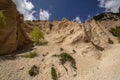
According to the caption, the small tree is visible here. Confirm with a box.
[0,11,6,27]
[30,27,44,44]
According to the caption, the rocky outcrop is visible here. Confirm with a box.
[0,0,31,55]
[26,18,118,51]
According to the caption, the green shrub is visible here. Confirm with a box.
[51,67,57,80]
[30,27,44,44]
[29,65,39,77]
[110,26,120,41]
[0,11,6,27]
[59,52,76,69]
[21,52,37,58]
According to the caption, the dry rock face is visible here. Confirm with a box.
[0,0,30,55]
[26,17,119,51]
[1,15,119,80]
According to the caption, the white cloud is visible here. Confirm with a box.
[39,9,51,20]
[87,14,92,20]
[12,0,36,20]
[74,16,81,23]
[98,0,120,13]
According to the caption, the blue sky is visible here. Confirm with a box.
[31,0,103,22]
[13,0,120,22]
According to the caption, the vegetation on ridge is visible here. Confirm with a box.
[93,12,120,21]
[93,13,105,20]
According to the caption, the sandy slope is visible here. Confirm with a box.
[91,44,120,80]
[0,43,120,80]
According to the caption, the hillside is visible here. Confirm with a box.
[0,0,120,80]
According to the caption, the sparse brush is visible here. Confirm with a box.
[21,52,37,58]
[0,11,6,27]
[110,26,120,42]
[30,27,44,45]
[51,67,57,80]
[59,52,76,69]
[29,65,39,77]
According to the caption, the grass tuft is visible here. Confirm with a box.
[51,67,57,80]
[110,26,120,42]
[0,11,6,27]
[21,52,37,58]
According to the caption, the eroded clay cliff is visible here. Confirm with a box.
[0,0,30,55]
